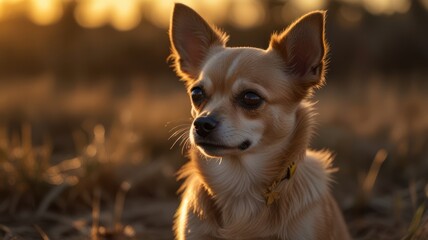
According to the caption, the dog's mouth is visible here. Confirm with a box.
[195,140,251,155]
[197,142,232,150]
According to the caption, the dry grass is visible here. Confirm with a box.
[0,75,427,239]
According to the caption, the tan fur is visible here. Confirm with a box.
[169,3,351,240]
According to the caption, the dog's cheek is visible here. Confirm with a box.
[237,117,264,145]
[263,106,295,144]
[234,108,273,146]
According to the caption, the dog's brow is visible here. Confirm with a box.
[231,78,253,94]
[231,78,244,93]
[232,79,269,97]
[199,77,213,92]
[225,52,244,81]
[203,49,242,94]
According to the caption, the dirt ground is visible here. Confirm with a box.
[0,76,427,240]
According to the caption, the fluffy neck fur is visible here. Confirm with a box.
[178,102,333,238]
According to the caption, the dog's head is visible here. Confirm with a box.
[169,4,327,158]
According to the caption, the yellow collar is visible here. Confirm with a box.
[264,161,297,205]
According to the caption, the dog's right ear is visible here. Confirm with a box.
[169,3,228,83]
[269,11,328,98]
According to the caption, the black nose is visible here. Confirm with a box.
[194,116,218,137]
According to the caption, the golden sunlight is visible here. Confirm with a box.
[193,0,229,23]
[74,0,111,28]
[0,0,422,29]
[146,0,232,29]
[3,0,24,3]
[146,0,175,29]
[28,0,63,25]
[109,0,141,31]
[0,0,22,21]
[74,0,142,30]
[230,0,264,29]
[291,0,327,12]
[362,0,410,15]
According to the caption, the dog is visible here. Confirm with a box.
[168,3,351,240]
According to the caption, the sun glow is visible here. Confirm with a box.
[146,0,174,28]
[195,0,229,23]
[109,0,141,31]
[292,0,327,12]
[0,0,423,28]
[74,0,110,28]
[362,0,410,15]
[28,0,63,25]
[230,0,264,29]
[146,0,195,29]
[74,0,142,31]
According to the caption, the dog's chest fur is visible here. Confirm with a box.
[178,150,333,239]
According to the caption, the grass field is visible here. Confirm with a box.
[0,74,427,240]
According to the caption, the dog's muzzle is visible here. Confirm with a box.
[193,116,252,153]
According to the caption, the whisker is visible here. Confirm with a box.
[179,134,190,150]
[179,133,188,145]
[181,138,191,155]
[165,119,192,128]
[172,132,188,148]
[180,137,190,155]
[168,128,188,140]
[170,131,189,150]
[168,124,191,133]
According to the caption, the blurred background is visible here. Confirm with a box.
[0,0,427,239]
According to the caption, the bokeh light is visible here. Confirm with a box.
[74,0,111,28]
[4,0,24,2]
[338,0,359,3]
[74,0,142,30]
[146,0,197,29]
[0,0,423,29]
[194,0,229,23]
[230,0,264,29]
[362,0,411,15]
[109,0,141,31]
[27,0,63,25]
[292,0,327,12]
[145,0,175,29]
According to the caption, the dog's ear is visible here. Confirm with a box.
[269,11,328,95]
[169,3,228,82]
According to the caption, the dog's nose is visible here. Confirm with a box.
[194,116,218,137]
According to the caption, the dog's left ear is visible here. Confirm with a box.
[269,11,328,93]
[169,3,228,83]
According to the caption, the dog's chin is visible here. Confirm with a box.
[195,140,252,158]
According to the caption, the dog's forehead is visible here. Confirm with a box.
[200,48,287,93]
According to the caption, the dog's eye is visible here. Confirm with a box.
[190,87,205,105]
[240,91,263,109]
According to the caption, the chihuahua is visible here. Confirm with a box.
[169,3,351,240]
